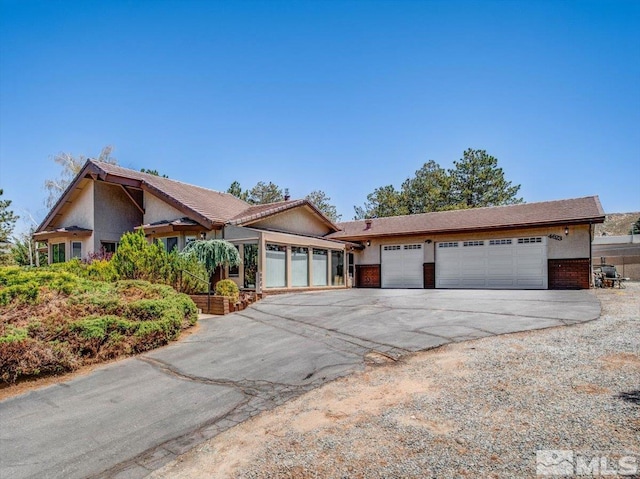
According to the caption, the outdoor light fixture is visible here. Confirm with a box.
[425,239,432,244]
[200,232,206,240]
[564,226,569,236]
[366,240,371,247]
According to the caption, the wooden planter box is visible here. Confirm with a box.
[189,295,229,315]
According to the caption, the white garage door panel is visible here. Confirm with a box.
[381,244,423,288]
[435,237,547,289]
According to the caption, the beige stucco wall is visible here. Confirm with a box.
[224,225,260,242]
[546,224,591,259]
[144,192,185,224]
[353,224,593,265]
[55,179,94,230]
[93,182,143,251]
[249,206,332,237]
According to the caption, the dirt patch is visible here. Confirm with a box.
[600,352,640,368]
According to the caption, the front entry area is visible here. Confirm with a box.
[381,243,424,288]
[435,237,548,289]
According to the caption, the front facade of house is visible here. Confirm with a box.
[34,160,604,291]
[34,161,350,294]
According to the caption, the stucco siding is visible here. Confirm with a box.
[224,225,260,241]
[546,224,590,259]
[55,180,94,229]
[144,192,185,225]
[93,182,143,251]
[249,206,332,236]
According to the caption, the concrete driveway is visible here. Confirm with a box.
[0,289,600,479]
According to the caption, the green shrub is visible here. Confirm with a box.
[0,281,39,306]
[111,229,171,282]
[126,299,167,321]
[0,325,28,343]
[0,269,199,384]
[166,251,208,294]
[215,279,240,302]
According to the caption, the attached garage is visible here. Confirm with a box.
[435,237,548,289]
[329,196,605,290]
[381,243,424,288]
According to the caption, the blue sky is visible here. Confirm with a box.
[1,0,639,235]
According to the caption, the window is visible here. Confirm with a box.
[518,237,542,244]
[71,241,82,259]
[228,244,240,277]
[347,253,354,279]
[243,243,258,289]
[438,242,459,248]
[158,237,178,252]
[51,243,65,263]
[331,250,344,286]
[101,242,117,254]
[463,240,484,247]
[383,245,401,251]
[489,239,512,246]
[265,244,286,288]
[291,246,309,287]
[404,244,422,250]
[312,249,328,286]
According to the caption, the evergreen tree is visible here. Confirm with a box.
[0,189,19,265]
[449,148,523,208]
[305,190,341,222]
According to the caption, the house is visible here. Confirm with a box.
[34,159,605,291]
[34,160,351,294]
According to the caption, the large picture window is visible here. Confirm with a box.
[312,249,328,286]
[51,243,65,263]
[331,250,344,285]
[291,246,309,287]
[266,244,286,288]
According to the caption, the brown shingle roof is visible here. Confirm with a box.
[328,196,605,240]
[37,160,339,234]
[90,161,250,227]
[228,199,306,224]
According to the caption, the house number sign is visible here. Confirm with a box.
[548,234,563,241]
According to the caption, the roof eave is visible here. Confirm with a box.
[36,160,104,233]
[330,216,607,241]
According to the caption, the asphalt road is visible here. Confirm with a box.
[0,289,600,479]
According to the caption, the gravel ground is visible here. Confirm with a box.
[150,284,639,479]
